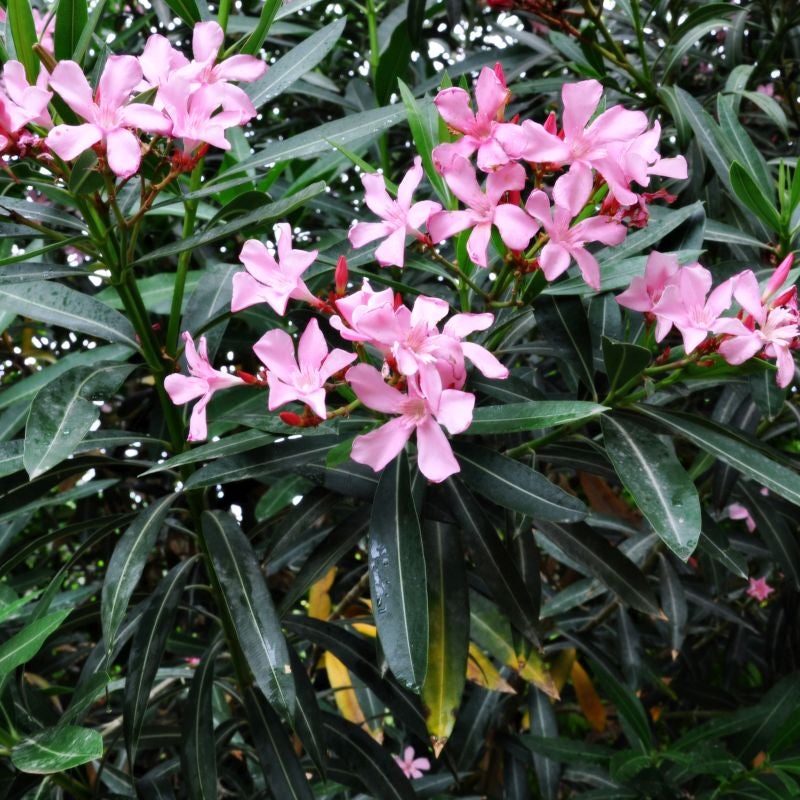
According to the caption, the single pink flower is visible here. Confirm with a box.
[231,224,319,316]
[524,168,626,289]
[756,83,775,97]
[726,502,756,533]
[185,657,201,667]
[253,318,356,419]
[330,278,395,342]
[428,157,539,268]
[432,65,511,172]
[652,266,733,353]
[46,56,171,177]
[138,34,190,93]
[394,746,431,780]
[348,157,442,267]
[746,577,774,602]
[164,332,244,442]
[346,364,474,483]
[0,60,52,138]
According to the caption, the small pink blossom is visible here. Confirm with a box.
[164,332,244,442]
[524,168,626,289]
[428,157,539,268]
[762,253,793,302]
[394,746,431,780]
[185,657,201,667]
[231,224,319,316]
[432,65,511,172]
[746,577,774,602]
[347,364,474,483]
[348,157,442,268]
[756,83,775,97]
[46,56,171,177]
[726,502,756,533]
[0,60,52,143]
[330,278,395,342]
[253,318,356,419]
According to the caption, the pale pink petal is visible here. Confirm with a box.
[587,106,648,145]
[574,216,627,246]
[397,156,423,209]
[188,393,211,441]
[351,417,415,473]
[406,200,442,232]
[410,295,449,328]
[705,279,734,319]
[680,326,709,354]
[302,387,329,419]
[105,127,141,178]
[120,103,172,135]
[554,163,593,216]
[461,341,508,379]
[164,373,207,404]
[443,312,493,338]
[616,276,652,312]
[346,363,405,414]
[436,388,475,433]
[348,221,394,249]
[718,333,763,365]
[572,247,601,290]
[648,155,687,179]
[319,348,357,381]
[361,172,394,219]
[266,374,301,411]
[432,139,479,173]
[231,272,276,313]
[764,254,793,300]
[254,328,298,382]
[466,222,492,268]
[427,209,479,244]
[485,162,526,205]
[297,318,327,371]
[474,66,507,120]
[539,242,571,281]
[524,190,552,227]
[774,344,795,387]
[49,61,95,119]
[46,123,102,160]
[416,416,460,482]
[98,55,142,110]
[475,137,510,172]
[213,54,267,82]
[493,204,539,251]
[500,119,570,162]
[434,87,475,132]
[193,21,224,63]
[732,270,764,322]
[440,155,487,208]
[374,227,409,268]
[561,80,602,140]
[239,239,278,279]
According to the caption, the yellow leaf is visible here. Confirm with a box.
[519,651,559,700]
[549,648,577,695]
[350,621,377,638]
[324,651,382,741]
[571,661,606,732]
[308,566,336,620]
[466,644,516,694]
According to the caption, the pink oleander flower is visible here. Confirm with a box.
[45,56,171,177]
[495,79,647,171]
[726,502,756,533]
[138,34,190,93]
[432,64,511,172]
[347,157,442,268]
[756,83,775,97]
[330,278,395,342]
[652,266,734,353]
[253,317,356,419]
[762,253,793,302]
[394,746,431,780]
[164,332,244,442]
[347,363,474,483]
[0,60,52,145]
[185,657,201,667]
[427,157,539,268]
[716,270,799,387]
[746,576,774,602]
[231,224,319,316]
[524,168,626,289]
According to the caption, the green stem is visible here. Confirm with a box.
[166,160,204,357]
[217,0,232,32]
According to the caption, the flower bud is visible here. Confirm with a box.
[335,255,348,296]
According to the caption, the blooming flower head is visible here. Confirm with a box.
[746,576,774,602]
[164,332,244,441]
[347,363,474,483]
[394,746,431,780]
[432,64,511,172]
[726,502,756,533]
[330,278,395,342]
[46,56,171,177]
[348,156,442,268]
[231,224,319,316]
[253,318,356,419]
[0,60,52,144]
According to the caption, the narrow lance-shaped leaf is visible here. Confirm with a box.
[730,161,783,233]
[12,726,103,775]
[0,609,70,683]
[202,511,295,717]
[421,520,469,751]
[7,0,38,82]
[54,0,88,60]
[529,688,559,800]
[124,557,196,764]
[467,400,608,435]
[659,555,688,659]
[602,415,701,560]
[369,451,428,691]
[101,494,178,650]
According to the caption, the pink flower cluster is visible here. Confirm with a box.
[617,252,799,386]
[347,68,686,287]
[0,21,265,177]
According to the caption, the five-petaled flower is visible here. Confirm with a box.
[746,577,774,602]
[394,746,431,780]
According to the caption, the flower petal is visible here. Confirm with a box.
[416,415,460,482]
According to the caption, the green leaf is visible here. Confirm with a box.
[240,0,281,54]
[468,401,608,435]
[696,521,748,578]
[124,558,195,763]
[454,443,587,523]
[421,519,468,746]
[591,662,652,750]
[529,687,559,800]
[245,688,315,800]
[71,0,107,63]
[185,435,341,488]
[602,415,701,560]
[136,182,325,263]
[24,363,134,479]
[704,218,768,249]
[202,511,295,717]
[663,14,735,78]
[444,479,540,642]
[287,645,327,777]
[717,94,772,191]
[535,521,661,616]
[0,263,89,284]
[519,735,613,766]
[0,609,70,682]
[54,0,87,60]
[101,494,178,650]
[375,21,413,105]
[538,296,595,392]
[602,338,651,396]
[247,18,345,109]
[369,452,428,691]
[11,726,102,775]
[322,713,416,800]
[730,161,783,233]
[255,475,313,521]
[162,0,201,24]
[0,282,138,348]
[7,0,38,82]
[636,406,800,509]
[659,555,688,657]
[181,640,221,800]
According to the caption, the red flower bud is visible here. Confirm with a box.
[279,411,304,427]
[335,254,348,296]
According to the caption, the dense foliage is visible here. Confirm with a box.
[1,0,800,797]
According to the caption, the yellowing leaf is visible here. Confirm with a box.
[324,652,382,742]
[308,567,336,620]
[571,660,606,732]
[466,644,515,694]
[549,648,577,695]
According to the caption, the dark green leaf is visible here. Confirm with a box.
[375,21,413,105]
[730,161,783,233]
[11,726,102,775]
[602,415,701,560]
[659,555,688,657]
[7,0,38,82]
[0,609,70,682]
[0,263,89,284]
[519,735,613,766]
[538,296,595,392]
[455,443,587,522]
[240,0,281,54]
[162,0,201,24]
[406,0,425,46]
[468,401,607,435]
[535,521,660,616]
[54,0,88,60]
[202,511,295,717]
[591,662,652,750]
[602,338,651,396]
[369,452,428,691]
[530,688,559,800]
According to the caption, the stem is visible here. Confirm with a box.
[217,0,232,32]
[166,160,204,357]
[365,0,390,173]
